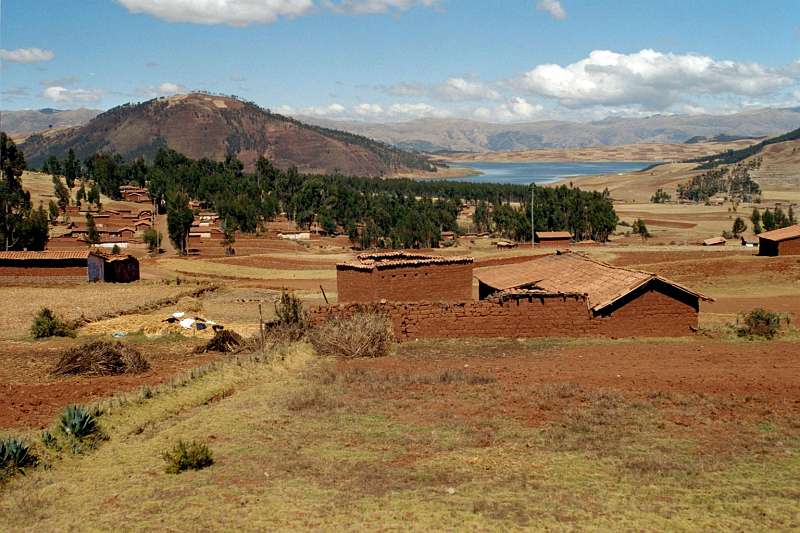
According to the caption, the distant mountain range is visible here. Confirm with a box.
[300,107,800,152]
[13,93,435,176]
[1,108,101,138]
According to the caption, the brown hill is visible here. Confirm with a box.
[18,93,435,177]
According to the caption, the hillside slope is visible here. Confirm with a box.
[303,107,800,152]
[17,93,434,176]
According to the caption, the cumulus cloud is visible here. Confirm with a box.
[324,0,439,15]
[0,47,55,63]
[381,77,499,101]
[136,81,188,98]
[42,86,104,103]
[474,96,543,122]
[535,0,566,20]
[117,0,440,25]
[518,49,796,110]
[354,103,385,116]
[117,0,315,26]
[301,103,346,116]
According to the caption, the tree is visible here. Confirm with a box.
[789,205,796,225]
[85,214,100,245]
[650,188,671,203]
[762,208,776,231]
[732,216,747,237]
[52,175,70,212]
[64,149,79,188]
[143,227,160,253]
[1,132,49,250]
[166,191,193,254]
[48,200,59,224]
[111,244,121,255]
[750,207,762,234]
[43,155,62,176]
[220,215,237,255]
[631,218,650,241]
[75,180,86,207]
[773,206,789,229]
[473,201,491,232]
[87,182,101,209]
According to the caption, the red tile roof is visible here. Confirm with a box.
[0,250,92,261]
[338,251,474,272]
[474,251,709,312]
[703,237,727,246]
[758,224,800,242]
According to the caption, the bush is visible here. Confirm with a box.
[261,290,309,345]
[736,308,785,339]
[1,437,37,478]
[162,440,214,474]
[196,330,244,353]
[58,405,99,440]
[30,307,75,339]
[53,341,150,376]
[310,310,394,358]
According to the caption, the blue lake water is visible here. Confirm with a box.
[448,161,651,185]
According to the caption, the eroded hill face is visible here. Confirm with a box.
[18,93,434,176]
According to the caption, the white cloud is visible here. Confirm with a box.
[474,97,543,122]
[0,47,55,63]
[536,0,566,20]
[136,81,188,98]
[354,103,385,116]
[385,102,450,119]
[117,0,440,25]
[42,86,104,103]
[301,103,346,116]
[117,0,315,26]
[381,77,500,101]
[518,49,796,110]
[324,0,439,15]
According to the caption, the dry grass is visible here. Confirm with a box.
[53,340,150,376]
[310,310,394,358]
[1,344,798,530]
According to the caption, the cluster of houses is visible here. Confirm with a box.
[701,224,800,256]
[47,205,153,252]
[119,185,152,203]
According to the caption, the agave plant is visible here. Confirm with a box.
[0,437,36,470]
[58,405,98,440]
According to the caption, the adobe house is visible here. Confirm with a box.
[103,255,140,282]
[758,224,800,256]
[473,252,709,335]
[336,252,474,304]
[535,231,572,247]
[703,236,726,246]
[0,250,106,282]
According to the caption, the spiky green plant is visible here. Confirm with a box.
[1,437,37,476]
[58,405,98,440]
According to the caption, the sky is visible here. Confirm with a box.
[1,0,799,123]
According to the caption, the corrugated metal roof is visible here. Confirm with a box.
[474,251,709,311]
[758,224,800,242]
[0,250,91,260]
[536,231,573,239]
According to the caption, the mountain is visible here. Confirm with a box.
[16,93,435,176]
[301,107,800,152]
[0,108,101,138]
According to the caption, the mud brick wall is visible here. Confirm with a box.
[313,287,699,340]
[337,262,473,304]
[0,266,87,278]
[779,237,800,255]
[536,238,571,248]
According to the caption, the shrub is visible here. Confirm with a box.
[162,440,214,474]
[1,437,37,478]
[30,307,75,339]
[310,310,394,358]
[53,341,150,376]
[111,244,121,255]
[58,405,99,440]
[736,308,784,339]
[196,330,244,353]
[274,289,308,329]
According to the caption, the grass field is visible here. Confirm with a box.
[2,340,798,530]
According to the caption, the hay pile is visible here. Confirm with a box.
[80,314,216,339]
[196,330,244,353]
[53,341,150,376]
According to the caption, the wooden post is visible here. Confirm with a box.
[258,303,265,350]
[320,284,329,305]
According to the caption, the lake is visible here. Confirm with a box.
[447,161,651,185]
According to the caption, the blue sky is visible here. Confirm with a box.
[1,0,799,122]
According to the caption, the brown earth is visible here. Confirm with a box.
[0,338,218,429]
